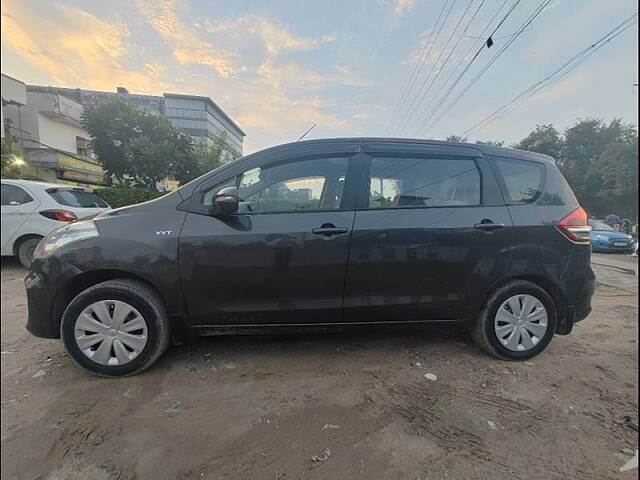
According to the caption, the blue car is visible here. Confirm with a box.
[589,219,636,253]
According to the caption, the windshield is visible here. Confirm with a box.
[589,219,614,231]
[48,189,109,208]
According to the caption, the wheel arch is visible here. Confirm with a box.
[52,269,190,341]
[476,274,567,318]
[12,233,44,255]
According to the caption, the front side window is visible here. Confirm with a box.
[368,157,480,208]
[201,157,348,213]
[493,158,543,205]
[1,184,33,206]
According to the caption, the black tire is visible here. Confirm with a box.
[17,236,42,269]
[472,280,557,361]
[60,279,171,377]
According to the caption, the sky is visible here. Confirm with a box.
[1,0,638,154]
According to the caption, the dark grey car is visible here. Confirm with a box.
[25,138,595,376]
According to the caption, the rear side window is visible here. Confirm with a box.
[493,159,543,205]
[1,184,33,205]
[368,157,480,208]
[48,189,109,208]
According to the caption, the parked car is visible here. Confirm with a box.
[588,219,636,254]
[1,179,110,268]
[25,138,595,377]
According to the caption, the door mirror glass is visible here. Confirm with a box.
[211,186,239,215]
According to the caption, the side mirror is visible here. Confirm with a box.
[211,186,239,215]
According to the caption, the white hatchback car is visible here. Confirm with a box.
[1,179,110,268]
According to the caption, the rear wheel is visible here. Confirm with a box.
[472,280,557,360]
[17,236,42,269]
[61,279,170,377]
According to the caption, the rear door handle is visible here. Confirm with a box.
[474,222,505,231]
[312,226,348,236]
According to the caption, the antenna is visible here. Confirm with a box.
[297,123,317,141]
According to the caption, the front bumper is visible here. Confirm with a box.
[25,257,82,339]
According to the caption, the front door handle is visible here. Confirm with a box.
[312,224,348,236]
[474,221,506,231]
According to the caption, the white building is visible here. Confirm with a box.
[2,73,106,185]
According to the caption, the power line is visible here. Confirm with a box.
[392,0,478,136]
[460,12,639,137]
[410,0,516,137]
[389,0,457,135]
[419,0,553,137]
[387,0,450,134]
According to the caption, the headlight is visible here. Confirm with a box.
[595,235,609,241]
[33,221,99,259]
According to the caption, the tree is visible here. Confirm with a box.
[446,135,467,142]
[512,124,563,159]
[83,98,194,190]
[1,136,21,178]
[176,132,241,184]
[515,118,638,219]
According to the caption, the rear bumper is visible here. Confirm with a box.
[25,258,82,339]
[556,276,594,335]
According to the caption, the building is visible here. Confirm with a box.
[1,73,106,185]
[25,85,246,154]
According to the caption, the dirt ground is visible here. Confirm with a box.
[1,254,638,480]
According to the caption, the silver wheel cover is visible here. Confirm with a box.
[494,294,548,352]
[74,300,148,366]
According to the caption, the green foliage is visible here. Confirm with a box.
[1,136,21,178]
[177,133,241,185]
[512,124,563,159]
[446,135,467,142]
[94,186,166,208]
[82,99,194,189]
[513,119,638,219]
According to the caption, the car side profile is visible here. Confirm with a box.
[1,179,110,268]
[25,138,595,376]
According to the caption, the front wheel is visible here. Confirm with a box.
[472,280,557,360]
[61,279,171,377]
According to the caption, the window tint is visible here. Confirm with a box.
[48,189,109,208]
[494,159,543,204]
[202,157,348,213]
[1,184,33,206]
[368,157,480,208]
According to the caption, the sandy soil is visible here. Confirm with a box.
[1,254,638,480]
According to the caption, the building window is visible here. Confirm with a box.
[76,136,91,157]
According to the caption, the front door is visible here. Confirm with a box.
[179,155,356,326]
[343,152,513,322]
[1,183,38,254]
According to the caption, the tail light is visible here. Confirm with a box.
[555,207,591,244]
[39,209,78,222]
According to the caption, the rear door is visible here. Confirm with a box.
[343,145,513,322]
[1,183,39,254]
[179,152,359,326]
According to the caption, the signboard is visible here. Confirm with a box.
[58,154,104,174]
[55,95,83,123]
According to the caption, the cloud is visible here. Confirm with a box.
[1,1,164,93]
[199,15,332,56]
[1,0,369,152]
[390,0,415,14]
[135,0,234,77]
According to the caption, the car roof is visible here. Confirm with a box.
[248,137,557,165]
[1,179,89,191]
